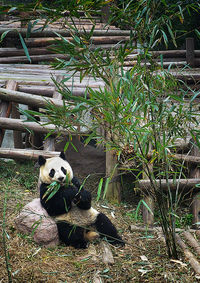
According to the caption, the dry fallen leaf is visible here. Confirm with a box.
[170,259,187,267]
[140,255,149,262]
[138,268,153,276]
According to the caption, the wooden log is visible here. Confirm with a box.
[138,178,200,190]
[152,50,200,58]
[182,231,200,256]
[169,153,200,164]
[0,148,59,160]
[147,152,200,165]
[0,80,17,146]
[0,87,63,108]
[18,85,54,97]
[0,47,55,57]
[130,225,198,233]
[0,53,67,64]
[169,71,200,81]
[0,117,71,135]
[0,27,131,38]
[175,234,200,274]
[23,35,129,47]
[0,47,195,59]
[0,79,103,88]
[18,85,87,97]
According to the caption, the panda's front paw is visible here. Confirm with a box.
[71,177,81,189]
[76,192,92,210]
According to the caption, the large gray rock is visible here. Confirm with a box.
[15,198,59,247]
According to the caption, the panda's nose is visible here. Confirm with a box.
[58,177,64,182]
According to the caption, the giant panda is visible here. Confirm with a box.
[38,152,124,249]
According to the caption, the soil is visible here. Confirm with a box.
[0,158,200,283]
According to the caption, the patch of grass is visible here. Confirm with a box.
[0,160,38,190]
[175,213,193,228]
[126,209,143,223]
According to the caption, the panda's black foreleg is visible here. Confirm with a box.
[94,213,125,246]
[57,222,88,249]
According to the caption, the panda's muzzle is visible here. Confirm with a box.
[58,177,64,183]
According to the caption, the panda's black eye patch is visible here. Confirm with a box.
[49,169,55,178]
[61,167,67,175]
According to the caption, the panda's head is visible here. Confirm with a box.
[38,152,73,185]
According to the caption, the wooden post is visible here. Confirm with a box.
[186,38,195,67]
[190,139,200,228]
[12,102,23,149]
[9,81,24,149]
[105,150,121,203]
[43,75,64,151]
[142,163,154,226]
[0,80,17,146]
[27,106,43,149]
[142,195,154,226]
[101,5,111,23]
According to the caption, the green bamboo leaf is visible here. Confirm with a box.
[135,199,142,221]
[161,30,168,47]
[190,91,200,103]
[141,200,153,215]
[70,141,78,152]
[19,109,39,122]
[195,29,200,39]
[79,174,91,191]
[103,177,110,199]
[64,141,69,152]
[45,183,61,202]
[166,24,177,47]
[178,5,184,20]
[26,21,32,39]
[0,30,11,42]
[18,32,31,63]
[96,178,103,201]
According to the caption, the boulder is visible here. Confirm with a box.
[15,198,59,247]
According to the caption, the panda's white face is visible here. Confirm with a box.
[39,156,73,185]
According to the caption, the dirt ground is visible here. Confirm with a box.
[0,158,200,283]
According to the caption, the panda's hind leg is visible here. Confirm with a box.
[57,222,88,249]
[94,213,125,246]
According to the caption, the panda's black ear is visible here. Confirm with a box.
[38,155,46,166]
[59,151,66,160]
